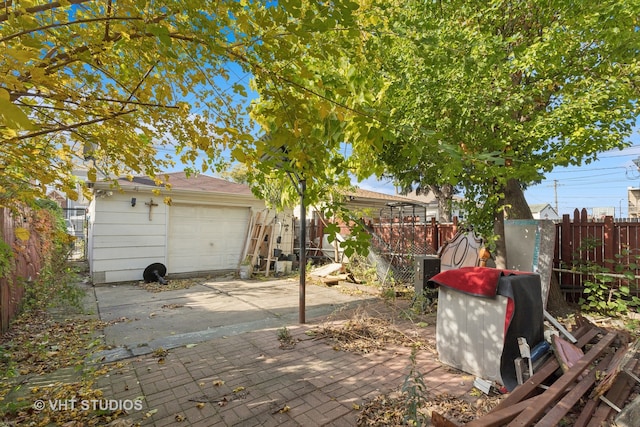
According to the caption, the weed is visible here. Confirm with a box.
[572,243,640,315]
[402,347,428,426]
[277,326,291,342]
[277,326,296,349]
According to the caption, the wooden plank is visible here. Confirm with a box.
[464,396,541,427]
[586,359,639,427]
[491,325,597,412]
[591,337,638,399]
[535,351,614,427]
[432,411,462,427]
[506,331,618,426]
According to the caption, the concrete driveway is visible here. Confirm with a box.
[92,276,376,362]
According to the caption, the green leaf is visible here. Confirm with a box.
[0,91,33,130]
[147,24,172,46]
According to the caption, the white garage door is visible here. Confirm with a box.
[168,204,251,274]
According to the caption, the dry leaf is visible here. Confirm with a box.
[213,380,225,386]
[233,386,245,393]
[144,409,158,418]
[196,402,205,409]
[174,414,186,422]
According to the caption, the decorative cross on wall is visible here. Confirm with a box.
[145,198,158,221]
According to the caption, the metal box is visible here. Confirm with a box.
[414,255,441,295]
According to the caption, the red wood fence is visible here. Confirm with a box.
[0,207,48,334]
[555,209,640,300]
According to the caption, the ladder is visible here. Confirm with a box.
[243,209,269,268]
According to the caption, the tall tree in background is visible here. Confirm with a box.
[358,0,639,267]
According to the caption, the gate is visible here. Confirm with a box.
[63,207,87,261]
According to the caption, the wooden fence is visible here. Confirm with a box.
[555,209,640,300]
[0,207,48,334]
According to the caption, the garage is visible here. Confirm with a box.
[87,171,288,284]
[168,204,251,273]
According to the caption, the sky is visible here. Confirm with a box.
[354,132,640,218]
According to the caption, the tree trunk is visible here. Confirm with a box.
[501,178,569,312]
[428,183,454,222]
[493,206,507,269]
[504,178,533,219]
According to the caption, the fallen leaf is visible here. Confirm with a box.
[352,403,361,410]
[233,386,245,393]
[279,405,290,413]
[144,409,158,418]
[174,414,186,422]
[196,402,205,409]
[213,380,225,386]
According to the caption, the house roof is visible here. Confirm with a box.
[529,203,553,213]
[114,171,254,196]
[344,187,417,204]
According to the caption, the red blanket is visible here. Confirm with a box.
[428,266,524,298]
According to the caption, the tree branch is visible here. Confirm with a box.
[0,0,91,22]
[13,109,136,141]
[1,16,147,43]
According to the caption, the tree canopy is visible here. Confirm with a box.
[0,0,255,208]
[246,0,640,259]
[3,0,639,264]
[370,0,640,243]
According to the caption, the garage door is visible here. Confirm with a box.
[168,204,251,274]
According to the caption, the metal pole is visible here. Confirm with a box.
[299,178,306,324]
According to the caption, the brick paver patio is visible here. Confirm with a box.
[96,302,473,426]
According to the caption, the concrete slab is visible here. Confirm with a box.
[93,277,376,360]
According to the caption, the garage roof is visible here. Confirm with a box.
[112,171,253,196]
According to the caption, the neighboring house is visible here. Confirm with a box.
[400,189,464,222]
[88,171,293,284]
[529,203,560,220]
[342,188,428,220]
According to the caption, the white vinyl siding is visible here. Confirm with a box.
[90,193,168,283]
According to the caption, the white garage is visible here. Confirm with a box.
[87,172,289,284]
[168,204,251,273]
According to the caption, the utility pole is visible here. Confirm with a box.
[553,180,559,213]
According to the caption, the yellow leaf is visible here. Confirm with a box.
[15,227,30,241]
[352,403,360,410]
[232,386,245,393]
[213,380,225,386]
[196,402,205,409]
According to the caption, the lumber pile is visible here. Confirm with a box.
[433,316,640,427]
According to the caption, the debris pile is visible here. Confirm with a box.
[433,315,640,426]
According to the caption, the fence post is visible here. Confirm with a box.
[603,215,614,270]
[431,217,438,253]
[561,214,572,269]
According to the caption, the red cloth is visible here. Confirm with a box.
[429,266,532,337]
[428,266,523,298]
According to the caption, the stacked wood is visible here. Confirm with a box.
[432,318,640,427]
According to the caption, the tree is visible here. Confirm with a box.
[242,1,640,310]
[0,0,256,209]
[367,0,640,267]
